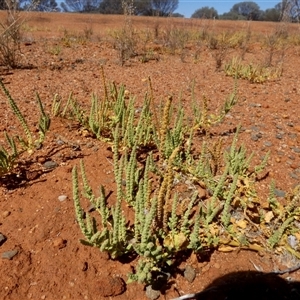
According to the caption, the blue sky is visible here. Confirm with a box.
[175,1,279,17]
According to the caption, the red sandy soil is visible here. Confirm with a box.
[0,12,300,299]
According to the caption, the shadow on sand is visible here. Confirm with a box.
[172,270,300,300]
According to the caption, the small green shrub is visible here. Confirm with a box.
[0,78,50,177]
[71,78,300,288]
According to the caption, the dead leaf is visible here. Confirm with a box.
[264,211,274,223]
[236,219,248,229]
[218,245,235,252]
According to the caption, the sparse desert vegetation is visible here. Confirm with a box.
[0,11,300,300]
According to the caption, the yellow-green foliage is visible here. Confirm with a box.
[0,131,18,176]
[224,56,282,83]
[71,79,300,286]
[0,79,50,177]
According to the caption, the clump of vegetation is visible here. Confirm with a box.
[60,27,93,47]
[224,56,282,83]
[108,0,138,65]
[70,75,300,290]
[0,78,50,177]
[0,7,23,68]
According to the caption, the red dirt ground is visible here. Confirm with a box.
[0,12,300,299]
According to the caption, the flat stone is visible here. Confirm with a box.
[264,141,272,147]
[43,160,58,169]
[145,285,160,300]
[290,173,299,180]
[58,195,67,202]
[292,147,300,153]
[251,133,262,141]
[274,189,286,198]
[2,249,18,260]
[250,125,260,132]
[249,103,261,108]
[184,265,196,283]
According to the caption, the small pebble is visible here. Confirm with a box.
[184,265,196,283]
[2,249,18,260]
[288,133,297,139]
[274,189,286,198]
[251,133,262,141]
[290,173,299,180]
[56,139,65,145]
[249,103,261,108]
[2,211,10,218]
[250,125,260,132]
[292,147,300,154]
[264,141,272,147]
[58,195,67,202]
[145,285,160,300]
[43,160,58,169]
